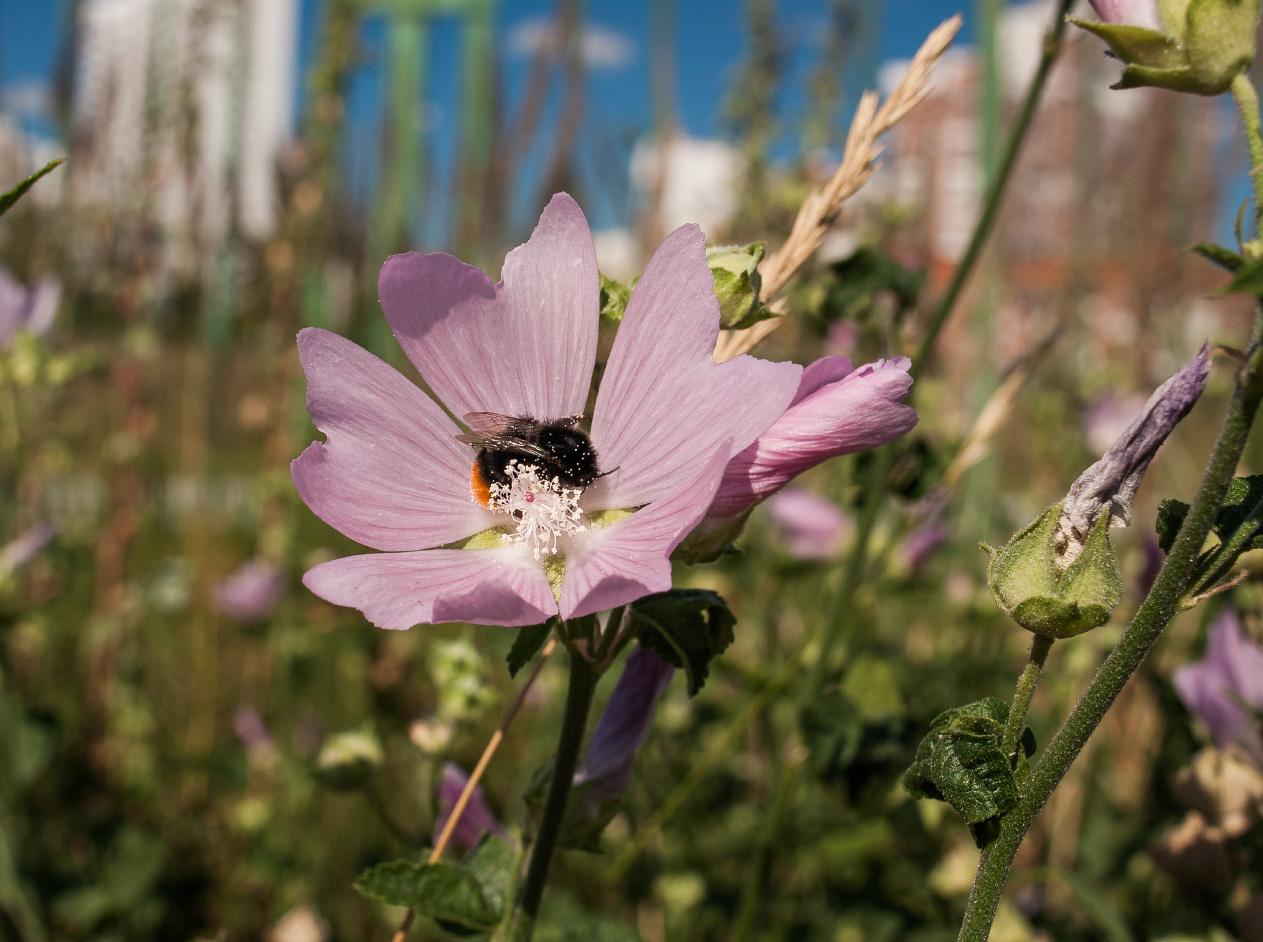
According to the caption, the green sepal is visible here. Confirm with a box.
[1191,241,1244,272]
[707,242,770,329]
[631,589,736,696]
[0,158,63,219]
[506,619,555,678]
[599,272,632,324]
[353,836,515,933]
[987,503,1121,639]
[1209,474,1263,544]
[901,698,1029,838]
[1184,0,1260,95]
[672,509,752,564]
[1218,250,1263,296]
[1068,18,1184,69]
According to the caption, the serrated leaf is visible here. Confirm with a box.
[1156,498,1191,553]
[463,835,516,916]
[901,698,1021,830]
[0,159,64,219]
[1191,242,1244,272]
[507,619,554,678]
[630,589,735,696]
[354,859,499,931]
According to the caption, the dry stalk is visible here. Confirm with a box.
[713,15,961,363]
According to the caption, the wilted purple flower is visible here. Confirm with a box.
[0,268,59,346]
[1083,393,1147,456]
[1173,608,1263,764]
[213,559,285,622]
[1054,345,1210,572]
[434,762,509,855]
[1088,0,1163,30]
[706,356,918,520]
[0,522,55,574]
[294,194,802,627]
[572,646,675,817]
[766,488,852,560]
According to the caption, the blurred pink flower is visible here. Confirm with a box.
[706,356,918,520]
[1173,608,1263,765]
[0,268,59,347]
[572,646,675,821]
[1082,393,1147,456]
[0,522,55,573]
[213,559,285,622]
[433,762,509,855]
[766,488,852,560]
[825,320,857,356]
[896,519,951,575]
[1088,0,1163,29]
[294,194,802,627]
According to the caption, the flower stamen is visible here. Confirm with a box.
[489,460,586,560]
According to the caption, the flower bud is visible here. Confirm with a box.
[316,729,383,791]
[1072,0,1260,96]
[986,501,1123,638]
[707,242,769,329]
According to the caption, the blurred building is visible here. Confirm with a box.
[69,0,298,285]
[882,0,1233,377]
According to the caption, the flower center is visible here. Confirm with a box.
[488,460,586,560]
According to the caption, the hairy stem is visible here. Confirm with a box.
[507,648,597,941]
[912,0,1074,374]
[1232,72,1263,241]
[957,324,1263,941]
[1000,634,1053,759]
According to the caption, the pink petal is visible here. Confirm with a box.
[292,328,496,551]
[377,193,599,422]
[303,547,558,629]
[560,451,728,619]
[587,224,801,510]
[708,356,918,518]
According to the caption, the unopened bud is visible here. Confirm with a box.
[316,729,383,791]
[707,242,771,330]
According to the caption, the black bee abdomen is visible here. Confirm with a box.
[535,423,600,487]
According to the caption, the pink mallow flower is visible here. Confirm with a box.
[1173,608,1263,766]
[705,356,918,521]
[213,559,285,622]
[434,762,509,855]
[293,194,803,627]
[1088,0,1163,30]
[766,488,853,560]
[0,267,59,347]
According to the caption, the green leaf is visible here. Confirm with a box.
[354,848,508,933]
[1218,252,1263,295]
[1210,474,1263,542]
[630,589,736,696]
[462,835,516,917]
[901,698,1021,832]
[1191,242,1244,272]
[599,273,632,324]
[1156,498,1191,553]
[707,241,768,329]
[0,159,63,219]
[507,619,554,678]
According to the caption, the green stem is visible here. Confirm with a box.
[1231,72,1263,241]
[507,647,598,941]
[912,0,1074,374]
[957,320,1263,942]
[1000,634,1053,760]
[731,749,800,942]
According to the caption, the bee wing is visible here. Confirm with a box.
[456,412,520,446]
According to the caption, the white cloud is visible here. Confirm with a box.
[506,18,635,70]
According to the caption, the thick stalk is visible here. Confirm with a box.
[912,0,1074,374]
[957,324,1263,941]
[507,649,598,941]
[1000,634,1053,759]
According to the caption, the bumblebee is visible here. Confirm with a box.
[458,412,603,507]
